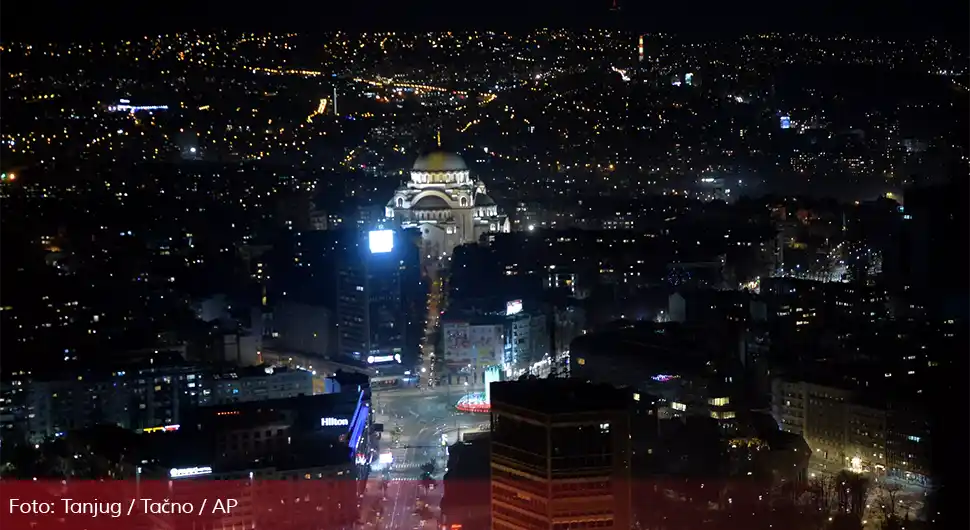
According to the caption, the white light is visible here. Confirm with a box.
[189,147,197,153]
[170,466,212,478]
[506,300,523,316]
[369,230,394,253]
[379,452,393,464]
[368,354,397,364]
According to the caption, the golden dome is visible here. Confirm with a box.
[412,151,467,172]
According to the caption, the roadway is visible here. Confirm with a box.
[361,383,489,530]
[356,257,488,529]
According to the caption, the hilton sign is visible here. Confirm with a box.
[321,417,350,427]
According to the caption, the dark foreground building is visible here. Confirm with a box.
[489,378,633,530]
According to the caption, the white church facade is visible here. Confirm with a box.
[385,151,510,261]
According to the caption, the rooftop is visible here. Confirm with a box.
[490,378,631,415]
[412,151,467,172]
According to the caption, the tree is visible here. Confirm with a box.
[0,441,43,479]
[420,461,436,475]
[828,470,872,530]
[807,474,837,526]
[875,482,904,530]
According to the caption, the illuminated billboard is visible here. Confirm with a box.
[368,230,394,254]
[780,116,791,129]
[367,353,402,364]
[506,300,523,316]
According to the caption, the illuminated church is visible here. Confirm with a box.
[385,151,509,260]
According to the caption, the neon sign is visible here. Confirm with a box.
[651,374,680,382]
[322,417,350,427]
[170,466,212,478]
[142,424,180,434]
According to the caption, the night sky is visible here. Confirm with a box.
[2,0,967,41]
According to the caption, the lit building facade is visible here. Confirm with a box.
[442,303,551,382]
[159,391,370,530]
[504,309,549,374]
[19,364,318,443]
[771,378,931,486]
[385,151,509,263]
[442,319,504,381]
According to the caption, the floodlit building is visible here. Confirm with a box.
[771,378,931,486]
[385,151,509,261]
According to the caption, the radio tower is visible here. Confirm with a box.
[610,0,621,11]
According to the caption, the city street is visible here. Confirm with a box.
[354,257,491,529]
[360,383,489,530]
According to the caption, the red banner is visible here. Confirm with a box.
[0,477,924,530]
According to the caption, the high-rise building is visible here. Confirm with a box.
[335,228,419,364]
[901,178,968,319]
[490,379,632,530]
[503,300,550,375]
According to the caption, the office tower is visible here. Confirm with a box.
[901,177,968,319]
[336,228,419,364]
[490,379,632,530]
